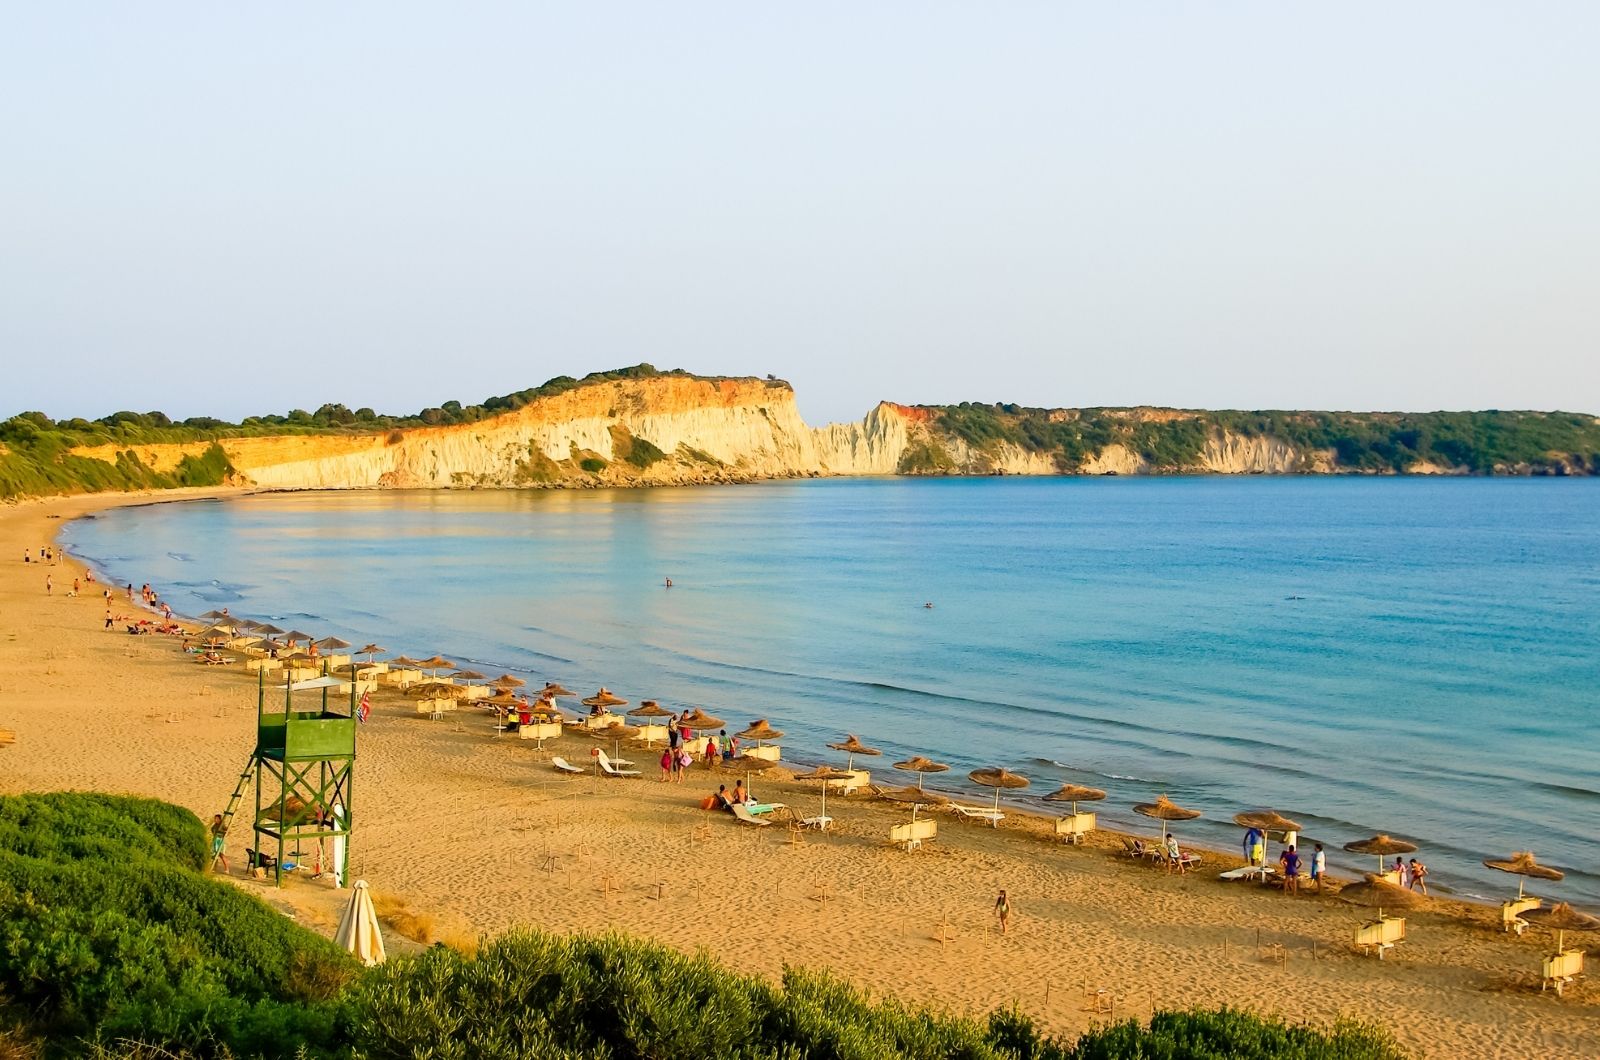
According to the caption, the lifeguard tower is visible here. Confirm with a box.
[221,668,357,886]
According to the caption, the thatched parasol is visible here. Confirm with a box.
[628,700,673,718]
[282,630,314,645]
[358,644,387,661]
[315,636,352,650]
[407,681,466,700]
[1340,873,1424,916]
[893,755,950,790]
[582,687,628,710]
[1522,902,1600,953]
[1343,834,1417,875]
[199,609,231,621]
[793,765,855,824]
[387,655,422,668]
[680,708,724,731]
[969,767,1030,823]
[540,683,576,698]
[415,656,454,678]
[254,623,285,636]
[722,752,784,788]
[1133,794,1201,842]
[1043,783,1107,816]
[827,734,882,771]
[452,669,486,682]
[234,618,263,631]
[737,719,784,745]
[1233,810,1302,835]
[590,721,641,761]
[1483,852,1564,899]
[491,674,527,689]
[876,784,950,821]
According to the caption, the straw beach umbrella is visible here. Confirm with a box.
[315,636,352,651]
[1522,902,1600,955]
[539,682,576,698]
[793,765,854,826]
[1344,835,1417,876]
[416,656,454,678]
[333,881,387,966]
[1484,852,1565,900]
[255,623,285,636]
[582,688,628,710]
[680,708,724,731]
[491,674,527,689]
[969,767,1030,823]
[358,644,387,663]
[737,719,784,749]
[452,669,486,682]
[283,630,314,646]
[1234,810,1302,834]
[893,755,950,790]
[200,609,231,621]
[628,700,674,746]
[721,751,783,791]
[876,784,950,821]
[1133,794,1201,843]
[590,721,640,761]
[1043,783,1107,816]
[827,734,882,772]
[1340,874,1424,918]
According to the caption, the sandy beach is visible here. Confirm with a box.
[1,491,1596,1059]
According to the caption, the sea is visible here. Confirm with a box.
[62,477,1600,906]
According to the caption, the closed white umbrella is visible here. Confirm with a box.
[333,880,386,966]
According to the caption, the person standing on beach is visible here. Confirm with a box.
[994,890,1011,935]
[105,608,114,630]
[1311,843,1326,893]
[210,814,230,873]
[1408,858,1428,895]
[45,575,52,595]
[1243,826,1264,867]
[1280,846,1301,895]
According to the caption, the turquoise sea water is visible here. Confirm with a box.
[64,478,1599,904]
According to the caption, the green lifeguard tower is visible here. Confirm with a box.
[222,668,358,886]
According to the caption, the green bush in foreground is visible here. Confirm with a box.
[0,793,1407,1058]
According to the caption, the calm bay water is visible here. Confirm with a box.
[64,478,1600,904]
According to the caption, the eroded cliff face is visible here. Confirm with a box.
[63,377,1358,490]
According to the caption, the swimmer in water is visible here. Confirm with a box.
[923,602,934,609]
[665,577,673,588]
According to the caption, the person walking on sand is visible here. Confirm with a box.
[994,889,1011,935]
[45,575,52,595]
[210,814,230,873]
[105,608,114,630]
[1408,857,1428,895]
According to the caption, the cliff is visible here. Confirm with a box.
[5,368,1597,499]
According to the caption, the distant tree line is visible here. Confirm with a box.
[927,403,1600,474]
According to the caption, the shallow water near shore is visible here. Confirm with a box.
[64,477,1599,905]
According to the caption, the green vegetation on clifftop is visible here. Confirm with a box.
[925,403,1600,474]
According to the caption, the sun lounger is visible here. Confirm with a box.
[730,803,772,827]
[596,750,640,778]
[747,802,785,815]
[550,756,585,775]
[1219,866,1270,882]
[949,804,1005,826]
[1353,915,1406,959]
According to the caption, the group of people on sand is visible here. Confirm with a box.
[24,547,61,565]
[701,781,754,811]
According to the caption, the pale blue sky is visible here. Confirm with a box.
[3,4,1597,425]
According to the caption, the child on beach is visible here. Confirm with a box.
[994,890,1011,935]
[210,814,229,873]
[1408,858,1428,895]
[675,746,692,782]
[659,748,673,782]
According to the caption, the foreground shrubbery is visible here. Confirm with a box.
[0,793,1406,1058]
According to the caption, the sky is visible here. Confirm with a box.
[3,4,1597,426]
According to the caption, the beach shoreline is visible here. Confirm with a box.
[2,490,1596,1057]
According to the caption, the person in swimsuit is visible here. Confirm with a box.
[1280,846,1301,895]
[210,814,229,873]
[994,890,1011,935]
[1408,858,1428,895]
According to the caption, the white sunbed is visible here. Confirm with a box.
[596,750,641,778]
[1219,865,1270,882]
[550,756,585,775]
[949,804,1005,827]
[730,803,772,827]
